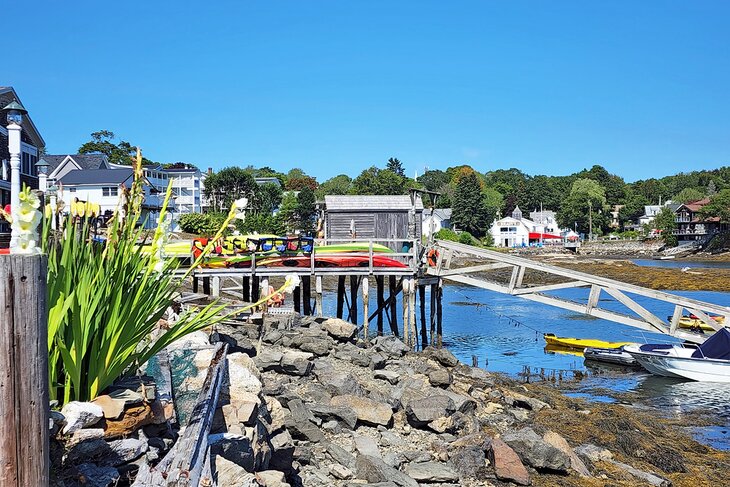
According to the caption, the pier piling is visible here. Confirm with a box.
[315,276,323,317]
[376,276,384,336]
[419,284,427,348]
[302,276,312,315]
[362,277,370,341]
[350,276,359,325]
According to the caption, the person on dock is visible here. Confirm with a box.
[268,284,284,307]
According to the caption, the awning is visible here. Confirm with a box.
[529,232,562,240]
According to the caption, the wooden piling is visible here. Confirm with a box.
[402,279,410,347]
[336,276,346,319]
[293,284,301,313]
[251,276,260,302]
[429,283,437,345]
[211,276,221,297]
[0,255,50,486]
[192,275,199,293]
[315,276,323,317]
[362,277,370,342]
[242,276,250,302]
[419,284,427,348]
[261,277,269,313]
[349,276,359,325]
[436,279,443,347]
[389,275,399,336]
[202,276,211,295]
[302,276,312,315]
[376,276,384,336]
[409,278,416,349]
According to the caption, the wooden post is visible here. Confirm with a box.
[436,279,443,347]
[192,275,199,293]
[261,278,269,313]
[302,276,312,315]
[293,284,301,314]
[242,276,250,302]
[349,276,359,326]
[251,276,260,302]
[409,278,417,349]
[376,276,384,336]
[315,276,323,317]
[389,275,399,336]
[402,278,410,347]
[336,276,346,319]
[0,255,50,486]
[211,276,221,297]
[202,276,211,295]
[430,283,437,345]
[362,277,369,342]
[419,283,427,349]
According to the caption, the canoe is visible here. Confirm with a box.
[584,347,638,366]
[543,333,633,351]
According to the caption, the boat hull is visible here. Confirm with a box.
[584,347,637,366]
[543,333,633,351]
[624,345,730,382]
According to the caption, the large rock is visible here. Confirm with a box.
[609,459,671,487]
[61,401,104,434]
[543,430,590,477]
[405,395,455,427]
[75,463,120,487]
[256,469,291,487]
[279,351,314,376]
[355,454,419,487]
[448,446,487,478]
[210,435,257,471]
[314,368,363,397]
[423,347,459,367]
[65,437,148,467]
[269,428,295,471]
[331,395,393,427]
[371,336,409,357]
[254,350,284,372]
[298,337,333,356]
[308,403,358,430]
[354,434,381,459]
[323,318,358,341]
[504,391,550,412]
[374,370,400,384]
[488,438,530,486]
[210,324,258,356]
[503,427,571,472]
[212,455,257,486]
[575,443,613,463]
[324,441,356,470]
[405,462,459,483]
[428,368,452,388]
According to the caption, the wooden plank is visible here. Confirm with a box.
[251,276,260,302]
[430,262,513,276]
[402,279,410,347]
[586,285,601,314]
[669,305,684,335]
[508,266,521,292]
[430,283,437,345]
[336,276,346,319]
[686,308,724,332]
[436,280,443,347]
[602,287,669,333]
[302,276,312,315]
[389,275,399,336]
[211,276,220,297]
[293,285,301,314]
[512,280,590,295]
[0,255,49,487]
[409,278,417,349]
[350,276,359,325]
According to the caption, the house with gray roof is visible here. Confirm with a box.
[46,154,111,184]
[422,208,452,237]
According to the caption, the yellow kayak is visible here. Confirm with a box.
[543,333,633,351]
[678,316,726,331]
[544,344,585,357]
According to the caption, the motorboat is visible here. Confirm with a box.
[584,346,638,366]
[624,329,730,382]
[543,333,633,351]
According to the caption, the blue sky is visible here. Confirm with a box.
[6,1,729,181]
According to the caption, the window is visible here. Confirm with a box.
[102,186,118,197]
[68,187,76,193]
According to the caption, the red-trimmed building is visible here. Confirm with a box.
[674,198,728,244]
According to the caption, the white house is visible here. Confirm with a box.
[45,154,111,186]
[422,208,452,237]
[638,205,664,226]
[490,206,562,247]
[58,168,163,228]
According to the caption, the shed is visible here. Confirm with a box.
[323,195,423,251]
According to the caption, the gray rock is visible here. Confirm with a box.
[279,350,314,376]
[76,463,120,487]
[575,443,613,462]
[323,318,358,341]
[374,370,400,384]
[504,391,549,411]
[369,352,387,370]
[262,330,283,344]
[330,463,354,480]
[210,324,258,356]
[298,337,333,356]
[383,451,405,468]
[355,454,419,487]
[269,429,295,471]
[405,395,455,427]
[379,430,406,448]
[438,390,477,414]
[284,415,324,443]
[334,343,372,367]
[308,403,358,430]
[354,434,382,459]
[423,347,459,367]
[452,364,494,389]
[210,436,257,471]
[256,469,290,486]
[448,446,487,478]
[404,462,459,483]
[371,336,409,357]
[255,350,284,371]
[543,430,590,477]
[330,395,393,427]
[428,368,452,388]
[325,441,356,470]
[212,455,258,486]
[66,437,147,467]
[503,427,571,472]
[608,459,671,487]
[60,401,104,434]
[315,369,364,397]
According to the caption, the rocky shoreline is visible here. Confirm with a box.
[49,313,730,486]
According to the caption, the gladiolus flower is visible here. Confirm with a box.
[282,274,301,294]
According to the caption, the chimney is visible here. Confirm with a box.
[208,167,213,175]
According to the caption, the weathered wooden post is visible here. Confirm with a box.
[436,279,443,347]
[293,284,301,313]
[261,277,269,313]
[211,276,221,297]
[388,275,398,336]
[242,276,251,302]
[349,276,359,325]
[419,283,427,348]
[0,254,50,486]
[409,277,416,349]
[315,276,323,317]
[362,277,369,342]
[251,276,260,302]
[402,278,410,347]
[336,276,346,319]
[202,276,211,295]
[302,276,312,315]
[430,283,437,345]
[376,276,384,336]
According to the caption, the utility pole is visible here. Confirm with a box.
[588,201,593,240]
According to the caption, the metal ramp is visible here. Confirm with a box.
[429,240,730,344]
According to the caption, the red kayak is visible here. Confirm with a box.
[258,255,408,268]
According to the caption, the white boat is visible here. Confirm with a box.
[584,346,638,366]
[624,329,730,382]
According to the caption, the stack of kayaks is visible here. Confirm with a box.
[673,314,726,332]
[543,333,638,366]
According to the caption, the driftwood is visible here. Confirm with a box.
[133,342,228,486]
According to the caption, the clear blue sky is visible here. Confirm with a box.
[6,1,729,182]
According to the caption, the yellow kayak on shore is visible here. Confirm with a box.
[543,333,633,351]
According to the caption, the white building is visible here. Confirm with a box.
[422,208,452,237]
[141,165,207,214]
[490,206,562,247]
[638,205,664,226]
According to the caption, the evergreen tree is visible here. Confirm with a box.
[296,186,317,233]
[451,168,489,237]
[386,157,405,177]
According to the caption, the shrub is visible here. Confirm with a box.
[178,212,226,235]
[434,229,459,242]
[458,231,475,245]
[235,213,284,235]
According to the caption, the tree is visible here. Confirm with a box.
[708,180,718,196]
[351,167,407,195]
[699,189,730,223]
[482,187,504,223]
[296,187,317,233]
[253,183,283,214]
[78,130,155,165]
[277,192,299,234]
[386,157,405,177]
[575,165,626,205]
[673,187,705,204]
[558,178,608,235]
[417,169,449,192]
[316,174,353,198]
[203,167,258,211]
[451,168,490,237]
[285,168,318,191]
[654,206,678,246]
[618,189,649,229]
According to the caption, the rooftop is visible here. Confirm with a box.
[45,154,109,172]
[325,195,424,211]
[60,168,134,186]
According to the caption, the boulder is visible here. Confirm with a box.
[212,455,258,485]
[609,459,671,487]
[323,318,358,341]
[371,336,409,357]
[543,430,590,477]
[487,438,530,486]
[256,469,291,487]
[355,454,419,487]
[448,446,487,478]
[298,338,333,356]
[307,403,358,430]
[314,369,364,397]
[374,370,400,384]
[354,434,382,459]
[575,443,613,463]
[268,428,295,471]
[423,347,459,367]
[405,462,459,483]
[369,352,387,370]
[331,395,393,427]
[503,427,571,472]
[61,401,104,435]
[66,437,147,467]
[504,391,550,411]
[405,395,455,427]
[210,324,258,356]
[210,436,257,471]
[279,351,314,376]
[75,463,120,487]
[254,350,284,372]
[325,441,356,470]
[428,368,452,388]
[330,463,354,480]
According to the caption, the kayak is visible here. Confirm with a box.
[544,344,585,357]
[677,316,726,331]
[256,255,408,268]
[543,333,633,351]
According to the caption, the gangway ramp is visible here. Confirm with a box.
[429,240,730,344]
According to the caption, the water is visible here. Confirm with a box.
[321,283,730,449]
[632,258,730,269]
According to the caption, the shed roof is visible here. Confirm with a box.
[325,195,424,211]
[60,168,134,185]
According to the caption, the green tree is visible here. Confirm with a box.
[277,192,299,234]
[699,189,730,223]
[253,182,283,214]
[673,187,705,204]
[451,168,490,237]
[417,169,449,192]
[386,157,405,177]
[575,165,626,205]
[351,167,407,195]
[78,130,154,165]
[654,206,678,246]
[618,189,648,229]
[285,168,318,191]
[204,167,258,211]
[316,174,352,198]
[558,178,608,235]
[296,186,317,233]
[482,187,504,224]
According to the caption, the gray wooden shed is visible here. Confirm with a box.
[323,195,423,251]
